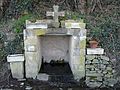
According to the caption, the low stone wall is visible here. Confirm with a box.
[85,55,117,87]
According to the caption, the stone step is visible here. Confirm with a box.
[48,75,74,83]
[37,73,49,81]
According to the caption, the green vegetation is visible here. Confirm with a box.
[86,5,120,59]
[12,14,33,33]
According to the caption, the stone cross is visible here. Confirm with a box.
[46,5,65,22]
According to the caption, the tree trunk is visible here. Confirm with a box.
[79,0,86,14]
[0,0,3,18]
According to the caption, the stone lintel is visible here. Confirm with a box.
[61,20,86,29]
[25,28,86,36]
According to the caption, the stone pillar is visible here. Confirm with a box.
[70,29,86,81]
[24,30,42,78]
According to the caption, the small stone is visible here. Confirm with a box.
[86,73,99,77]
[87,81,102,88]
[92,59,99,63]
[85,60,92,64]
[25,86,32,90]
[97,76,102,81]
[102,70,107,74]
[89,71,97,73]
[97,70,102,73]
[86,55,95,60]
[37,73,49,81]
[103,81,109,86]
[112,70,115,73]
[91,68,95,71]
[18,78,26,81]
[101,56,109,61]
[105,74,112,78]
[85,80,90,84]
[86,76,90,80]
[106,67,112,71]
[95,68,99,71]
[100,64,106,69]
[102,60,109,64]
[68,88,72,90]
[59,88,63,90]
[86,65,94,69]
[106,79,117,87]
[20,82,24,86]
[10,84,14,87]
[86,71,96,75]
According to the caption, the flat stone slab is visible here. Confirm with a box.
[7,54,24,62]
[87,48,104,55]
[26,20,48,29]
[37,73,49,81]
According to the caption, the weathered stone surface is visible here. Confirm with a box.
[85,60,92,64]
[9,62,24,79]
[80,40,86,49]
[24,28,86,81]
[97,76,103,81]
[101,56,110,61]
[87,48,104,55]
[100,64,106,69]
[34,29,46,35]
[24,36,42,78]
[25,86,32,90]
[7,54,24,62]
[40,35,70,62]
[86,65,94,69]
[104,79,117,87]
[85,55,116,87]
[106,67,112,71]
[86,81,102,88]
[24,28,86,80]
[68,88,73,90]
[7,54,24,79]
[47,5,65,22]
[86,73,102,77]
[22,5,87,81]
[102,60,109,64]
[46,5,65,28]
[63,20,86,29]
[37,73,49,81]
[52,22,59,28]
[86,55,96,60]
[18,78,26,82]
[26,20,48,29]
[92,59,99,63]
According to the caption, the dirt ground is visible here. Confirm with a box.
[0,76,119,90]
[0,64,119,90]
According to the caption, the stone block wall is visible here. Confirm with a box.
[85,55,116,87]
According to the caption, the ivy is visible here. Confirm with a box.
[12,14,33,33]
[4,0,33,19]
[86,6,120,60]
